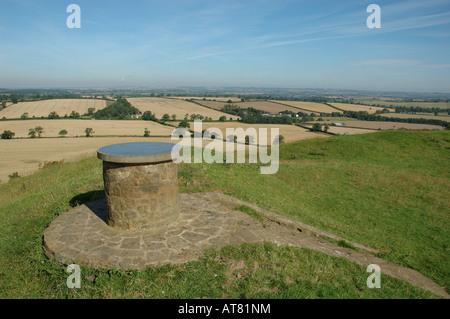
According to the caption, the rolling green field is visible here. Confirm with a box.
[0,130,448,298]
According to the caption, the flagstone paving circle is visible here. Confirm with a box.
[43,192,449,298]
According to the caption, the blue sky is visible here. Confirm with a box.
[1,0,449,92]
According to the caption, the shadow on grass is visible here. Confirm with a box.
[69,190,105,207]
[69,190,107,223]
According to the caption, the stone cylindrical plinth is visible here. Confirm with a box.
[97,142,182,231]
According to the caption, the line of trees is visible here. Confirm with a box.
[18,109,92,120]
[342,111,449,127]
[394,106,449,115]
[0,127,97,139]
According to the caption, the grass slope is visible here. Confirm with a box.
[0,130,448,298]
[179,129,450,292]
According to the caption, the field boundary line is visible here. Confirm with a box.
[269,100,336,114]
[187,99,242,119]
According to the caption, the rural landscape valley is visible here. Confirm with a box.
[1,0,449,308]
[0,89,448,301]
[1,92,447,184]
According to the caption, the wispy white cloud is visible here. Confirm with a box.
[346,59,423,68]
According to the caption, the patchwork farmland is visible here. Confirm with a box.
[195,100,306,114]
[127,97,239,120]
[0,122,328,184]
[0,96,446,185]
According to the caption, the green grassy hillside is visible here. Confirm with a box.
[0,130,448,298]
[179,130,449,291]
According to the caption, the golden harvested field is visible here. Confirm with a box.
[127,97,239,120]
[238,101,304,114]
[329,103,392,114]
[169,96,242,102]
[0,119,175,138]
[195,100,302,114]
[0,136,174,184]
[336,121,444,130]
[269,101,341,114]
[0,99,108,119]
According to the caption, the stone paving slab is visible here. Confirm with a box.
[43,192,449,298]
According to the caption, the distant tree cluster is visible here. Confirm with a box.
[94,97,140,119]
[310,123,330,133]
[10,95,19,104]
[86,108,96,116]
[1,95,9,109]
[48,111,59,119]
[69,110,80,118]
[142,111,170,125]
[189,114,213,121]
[221,104,293,124]
[84,128,94,137]
[178,120,190,128]
[142,111,157,122]
[1,130,15,139]
[28,126,44,138]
